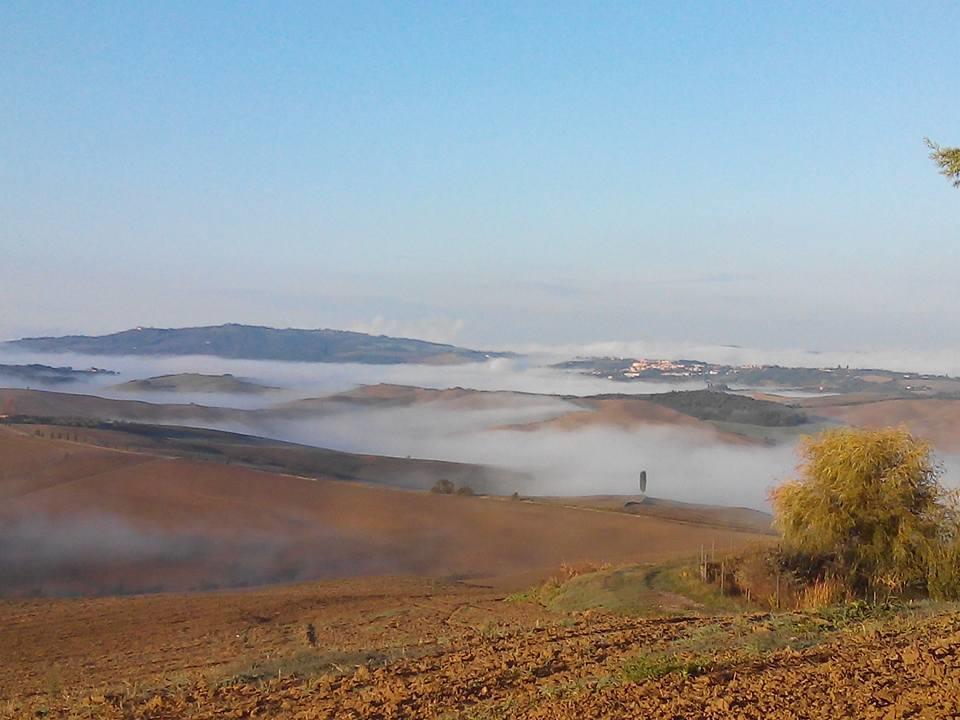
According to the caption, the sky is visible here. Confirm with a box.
[2,1,958,355]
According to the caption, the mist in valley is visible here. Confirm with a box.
[4,348,960,513]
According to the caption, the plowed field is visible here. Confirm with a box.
[3,575,958,719]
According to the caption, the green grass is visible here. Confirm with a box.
[618,600,956,687]
[621,654,711,682]
[504,590,535,603]
[541,561,749,616]
[216,649,388,686]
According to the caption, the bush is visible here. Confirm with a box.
[430,478,455,494]
[771,427,957,598]
[455,485,474,496]
[927,534,960,600]
[797,577,848,611]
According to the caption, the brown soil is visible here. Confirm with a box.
[811,398,960,451]
[0,388,248,424]
[541,495,775,535]
[498,397,759,445]
[0,427,762,597]
[3,575,957,719]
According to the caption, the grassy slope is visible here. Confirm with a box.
[113,373,278,394]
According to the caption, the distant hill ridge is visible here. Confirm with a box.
[6,323,508,365]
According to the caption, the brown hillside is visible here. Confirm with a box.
[813,398,960,451]
[0,428,762,597]
[498,397,760,445]
[0,387,248,424]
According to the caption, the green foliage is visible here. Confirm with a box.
[539,562,745,616]
[926,138,960,188]
[621,654,710,682]
[771,427,957,596]
[644,390,808,427]
[926,533,960,600]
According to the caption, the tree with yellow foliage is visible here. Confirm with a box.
[926,138,960,188]
[771,427,957,597]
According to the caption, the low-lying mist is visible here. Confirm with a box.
[0,512,461,597]
[251,407,796,509]
[0,348,704,403]
[4,348,960,513]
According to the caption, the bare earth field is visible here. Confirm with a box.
[5,388,960,718]
[0,427,761,596]
[3,574,959,719]
[808,398,960,452]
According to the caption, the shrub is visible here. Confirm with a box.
[622,654,709,682]
[927,532,960,600]
[771,427,957,598]
[797,577,847,611]
[455,485,474,496]
[430,478,455,494]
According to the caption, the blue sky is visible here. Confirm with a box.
[2,1,958,352]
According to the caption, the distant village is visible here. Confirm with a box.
[556,356,960,396]
[623,359,725,378]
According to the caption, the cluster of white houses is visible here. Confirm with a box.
[622,359,718,378]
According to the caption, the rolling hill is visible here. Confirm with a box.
[0,384,814,449]
[4,419,528,494]
[0,387,251,425]
[807,397,960,452]
[495,396,761,444]
[0,426,763,597]
[6,323,508,364]
[0,363,115,385]
[113,372,279,394]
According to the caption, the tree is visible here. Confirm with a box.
[770,427,956,596]
[430,478,455,494]
[925,138,960,188]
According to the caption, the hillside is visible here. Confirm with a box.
[0,385,808,451]
[0,387,250,425]
[641,390,808,426]
[3,418,527,494]
[496,396,761,444]
[6,323,507,364]
[0,363,115,385]
[558,357,960,395]
[274,383,567,418]
[492,390,810,444]
[3,560,957,719]
[540,495,775,534]
[0,427,761,597]
[113,372,278,394]
[808,397,960,452]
